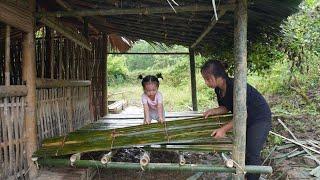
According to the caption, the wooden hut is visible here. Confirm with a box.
[0,0,300,179]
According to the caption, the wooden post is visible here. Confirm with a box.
[101,34,108,116]
[5,25,10,85]
[49,30,54,79]
[83,17,89,39]
[189,48,197,111]
[232,0,247,180]
[22,0,38,177]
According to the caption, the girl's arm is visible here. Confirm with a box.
[157,103,164,123]
[143,104,151,124]
[203,106,229,118]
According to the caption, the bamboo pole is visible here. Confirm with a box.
[37,158,273,174]
[39,17,92,51]
[232,0,248,179]
[37,4,235,18]
[190,9,227,49]
[22,0,38,177]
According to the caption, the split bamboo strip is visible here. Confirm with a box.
[37,158,272,174]
[34,115,232,157]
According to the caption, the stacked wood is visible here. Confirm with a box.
[107,100,128,114]
[33,115,233,157]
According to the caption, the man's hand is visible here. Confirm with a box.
[211,128,226,139]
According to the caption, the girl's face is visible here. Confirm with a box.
[202,73,217,89]
[144,82,158,98]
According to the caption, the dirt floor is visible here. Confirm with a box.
[93,103,320,180]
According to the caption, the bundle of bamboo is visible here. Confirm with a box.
[34,115,233,157]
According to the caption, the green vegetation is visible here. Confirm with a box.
[107,0,319,115]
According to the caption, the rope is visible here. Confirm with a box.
[55,135,67,156]
[110,129,117,150]
[230,159,246,175]
[163,121,170,143]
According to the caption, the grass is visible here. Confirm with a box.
[108,73,218,112]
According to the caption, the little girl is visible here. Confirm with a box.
[139,74,165,124]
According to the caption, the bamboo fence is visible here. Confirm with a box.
[0,96,28,179]
[34,115,233,157]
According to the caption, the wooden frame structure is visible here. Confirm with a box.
[0,0,300,179]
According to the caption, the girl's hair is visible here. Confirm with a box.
[200,60,229,79]
[138,73,163,88]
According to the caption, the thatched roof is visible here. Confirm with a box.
[36,0,301,53]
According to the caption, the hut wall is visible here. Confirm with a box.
[35,33,96,141]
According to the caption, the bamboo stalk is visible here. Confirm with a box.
[140,152,150,167]
[37,158,273,174]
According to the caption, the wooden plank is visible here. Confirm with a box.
[37,4,235,17]
[0,86,28,98]
[0,2,33,32]
[232,0,248,179]
[36,79,91,88]
[39,17,92,51]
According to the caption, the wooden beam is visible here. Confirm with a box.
[107,52,189,55]
[36,79,91,88]
[55,0,100,34]
[37,4,235,17]
[190,9,228,49]
[232,0,248,180]
[0,86,28,98]
[0,2,33,32]
[39,16,92,50]
[189,48,198,111]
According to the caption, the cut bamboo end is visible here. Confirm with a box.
[101,151,113,164]
[140,152,150,167]
[70,153,81,166]
[179,154,186,165]
[221,153,233,168]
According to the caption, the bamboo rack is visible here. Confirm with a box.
[34,115,233,157]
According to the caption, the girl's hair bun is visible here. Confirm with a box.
[156,73,163,79]
[138,74,144,79]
